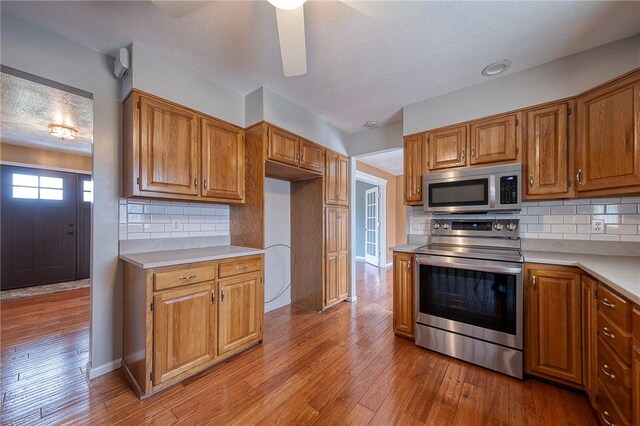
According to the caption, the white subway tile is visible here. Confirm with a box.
[170,232,189,238]
[522,233,539,239]
[550,206,576,215]
[201,207,217,216]
[577,205,604,214]
[127,224,143,233]
[128,199,149,205]
[620,235,640,242]
[526,207,550,215]
[590,198,620,204]
[605,224,637,235]
[188,231,206,237]
[577,224,592,234]
[518,216,538,224]
[183,224,201,232]
[522,202,539,207]
[164,206,184,215]
[527,224,551,233]
[563,234,590,240]
[119,198,127,205]
[563,215,590,224]
[189,216,206,223]
[606,204,637,214]
[165,223,183,232]
[127,203,143,213]
[153,232,172,239]
[144,205,165,214]
[200,224,216,231]
[170,215,189,223]
[216,208,230,217]
[539,215,564,224]
[119,205,127,224]
[150,215,171,224]
[143,223,165,233]
[622,214,640,224]
[128,233,150,240]
[128,214,150,223]
[184,207,201,215]
[562,199,589,205]
[541,233,563,240]
[119,224,127,240]
[551,224,576,233]
[537,201,563,206]
[620,197,640,203]
[590,234,620,241]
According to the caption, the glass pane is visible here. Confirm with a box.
[13,174,38,187]
[83,191,93,203]
[83,180,93,191]
[40,188,63,200]
[13,186,38,199]
[39,176,63,189]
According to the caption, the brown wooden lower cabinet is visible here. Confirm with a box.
[392,252,414,339]
[122,255,264,399]
[324,206,349,309]
[582,274,598,404]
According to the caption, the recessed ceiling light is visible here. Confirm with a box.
[49,124,76,140]
[364,120,379,128]
[482,60,511,77]
[267,0,307,10]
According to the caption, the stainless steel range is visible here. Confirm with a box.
[414,218,524,379]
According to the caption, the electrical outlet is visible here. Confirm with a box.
[171,219,181,231]
[591,219,604,234]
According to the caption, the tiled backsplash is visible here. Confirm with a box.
[119,199,230,240]
[409,197,640,242]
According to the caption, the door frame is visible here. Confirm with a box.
[355,170,387,269]
[363,186,380,266]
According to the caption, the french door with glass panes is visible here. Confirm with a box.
[364,187,379,266]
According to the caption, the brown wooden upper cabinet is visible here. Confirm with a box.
[267,126,299,167]
[524,102,572,199]
[469,113,520,165]
[201,118,245,201]
[325,150,349,206]
[123,91,246,203]
[403,134,425,205]
[428,125,466,171]
[299,139,325,173]
[575,73,640,195]
[139,95,199,196]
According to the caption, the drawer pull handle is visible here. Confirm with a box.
[221,288,225,302]
[601,327,615,339]
[211,290,216,303]
[601,410,614,426]
[235,265,249,270]
[601,298,616,308]
[601,364,616,380]
[179,275,197,280]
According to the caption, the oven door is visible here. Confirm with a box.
[415,254,523,349]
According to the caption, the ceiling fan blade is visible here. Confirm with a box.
[151,1,210,18]
[341,0,424,27]
[275,6,307,77]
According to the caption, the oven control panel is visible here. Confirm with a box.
[499,175,519,205]
[431,219,519,238]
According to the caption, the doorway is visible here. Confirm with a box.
[364,186,380,266]
[354,172,387,268]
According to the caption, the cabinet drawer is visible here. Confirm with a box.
[154,266,216,291]
[218,256,262,279]
[598,379,631,426]
[598,312,633,365]
[598,286,632,331]
[598,337,632,422]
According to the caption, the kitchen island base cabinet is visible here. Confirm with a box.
[392,252,414,339]
[122,255,264,399]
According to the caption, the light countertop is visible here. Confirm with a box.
[389,244,424,253]
[119,245,264,269]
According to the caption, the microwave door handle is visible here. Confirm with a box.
[416,255,522,275]
[489,175,496,208]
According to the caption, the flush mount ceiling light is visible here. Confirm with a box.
[482,59,512,77]
[267,0,306,10]
[48,124,76,140]
[364,120,379,128]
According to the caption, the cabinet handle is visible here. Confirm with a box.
[235,265,249,270]
[296,152,300,162]
[601,326,615,339]
[471,147,475,160]
[461,149,466,163]
[203,179,207,190]
[531,275,536,290]
[211,290,216,303]
[179,275,196,280]
[601,298,616,308]
[417,184,421,193]
[576,169,583,185]
[601,411,614,426]
[529,175,534,188]
[406,262,410,271]
[601,364,616,380]
[194,177,198,189]
[221,288,225,302]
[301,152,305,162]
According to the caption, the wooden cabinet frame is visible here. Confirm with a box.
[393,252,414,339]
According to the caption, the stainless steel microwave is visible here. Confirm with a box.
[423,163,521,214]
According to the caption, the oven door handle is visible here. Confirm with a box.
[415,255,522,275]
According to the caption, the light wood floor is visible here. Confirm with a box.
[0,262,595,425]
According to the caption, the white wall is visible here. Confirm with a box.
[263,178,292,312]
[1,13,122,377]
[404,35,640,136]
[129,42,244,127]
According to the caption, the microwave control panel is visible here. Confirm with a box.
[500,175,518,205]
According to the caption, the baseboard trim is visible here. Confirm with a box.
[346,296,358,302]
[384,262,393,268]
[88,358,122,379]
[355,256,365,260]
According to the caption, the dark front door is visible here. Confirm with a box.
[1,166,78,290]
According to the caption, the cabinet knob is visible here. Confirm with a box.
[531,275,536,289]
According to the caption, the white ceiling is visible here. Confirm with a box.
[358,149,403,176]
[2,1,640,134]
[1,72,93,155]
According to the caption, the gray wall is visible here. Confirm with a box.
[1,13,122,377]
[355,181,376,258]
[344,120,403,157]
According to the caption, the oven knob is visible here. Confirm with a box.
[433,223,440,229]
[442,223,450,230]
[494,223,503,231]
[506,223,517,231]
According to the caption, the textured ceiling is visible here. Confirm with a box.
[1,73,93,155]
[3,1,640,134]
[358,149,403,176]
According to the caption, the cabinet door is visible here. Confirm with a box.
[201,118,245,201]
[300,139,325,173]
[218,274,262,355]
[428,125,467,171]
[469,113,519,165]
[404,134,424,203]
[581,275,598,404]
[525,266,582,385]
[393,252,414,339]
[139,95,199,195]
[337,208,349,300]
[153,283,216,385]
[324,207,340,307]
[576,76,640,193]
[524,103,570,198]
[325,151,349,205]
[337,154,349,206]
[268,127,299,167]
